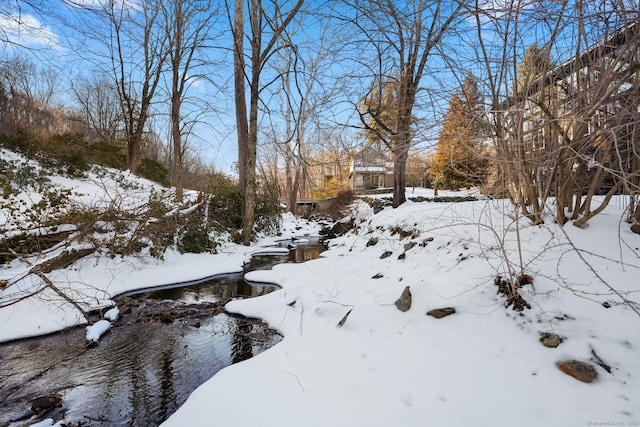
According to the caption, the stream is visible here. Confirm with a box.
[0,238,325,427]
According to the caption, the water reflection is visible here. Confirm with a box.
[0,237,325,427]
[0,292,281,427]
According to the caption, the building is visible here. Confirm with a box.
[347,146,394,192]
[500,19,640,206]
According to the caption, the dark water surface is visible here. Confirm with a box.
[0,238,325,427]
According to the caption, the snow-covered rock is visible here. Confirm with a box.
[85,320,111,343]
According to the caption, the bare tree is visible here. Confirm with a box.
[89,0,170,173]
[350,0,464,208]
[232,0,304,245]
[161,0,219,202]
[71,75,123,144]
[469,0,640,227]
[271,13,340,213]
[0,55,62,134]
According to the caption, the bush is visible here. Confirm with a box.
[324,188,355,220]
[89,141,128,170]
[137,158,170,186]
[206,179,244,231]
[254,185,282,235]
[45,133,91,177]
[179,222,216,254]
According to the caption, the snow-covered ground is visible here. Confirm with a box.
[1,148,639,426]
[162,193,640,427]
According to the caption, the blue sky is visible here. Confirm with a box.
[3,1,632,175]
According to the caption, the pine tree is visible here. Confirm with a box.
[432,73,489,189]
[360,78,400,151]
[515,45,552,93]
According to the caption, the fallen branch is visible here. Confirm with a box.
[34,271,92,324]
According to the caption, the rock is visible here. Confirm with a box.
[380,251,393,259]
[104,307,120,321]
[397,252,406,260]
[366,237,379,247]
[556,360,598,383]
[337,309,353,327]
[86,319,111,343]
[403,242,417,251]
[31,394,62,415]
[395,286,412,312]
[371,273,384,279]
[631,223,640,235]
[419,237,434,247]
[426,307,456,318]
[540,332,563,348]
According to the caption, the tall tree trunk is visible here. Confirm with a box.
[171,89,183,201]
[242,54,261,245]
[233,0,248,193]
[392,147,408,208]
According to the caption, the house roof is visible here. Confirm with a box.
[501,19,639,109]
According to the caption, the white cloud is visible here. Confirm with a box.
[0,13,60,49]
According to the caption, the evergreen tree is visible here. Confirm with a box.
[515,45,552,93]
[432,73,489,189]
[360,78,401,151]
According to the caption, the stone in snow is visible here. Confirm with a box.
[395,286,412,312]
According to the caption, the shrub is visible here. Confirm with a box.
[205,177,243,231]
[254,186,282,235]
[179,222,216,254]
[137,158,170,186]
[324,188,355,220]
[88,140,128,170]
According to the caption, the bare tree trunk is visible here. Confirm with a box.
[234,0,304,245]
[352,0,463,208]
[234,0,248,193]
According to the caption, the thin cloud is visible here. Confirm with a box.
[0,13,60,49]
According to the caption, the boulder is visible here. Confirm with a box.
[556,360,598,383]
[631,223,640,235]
[426,307,456,319]
[380,251,393,259]
[395,286,412,312]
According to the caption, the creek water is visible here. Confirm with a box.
[0,238,325,427]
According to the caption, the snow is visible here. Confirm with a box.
[85,319,111,342]
[103,307,119,321]
[251,247,291,256]
[28,419,64,427]
[162,192,640,427]
[1,152,639,426]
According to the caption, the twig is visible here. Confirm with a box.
[34,271,92,324]
[282,371,306,392]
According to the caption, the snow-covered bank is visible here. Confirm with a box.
[0,210,319,342]
[162,194,640,427]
